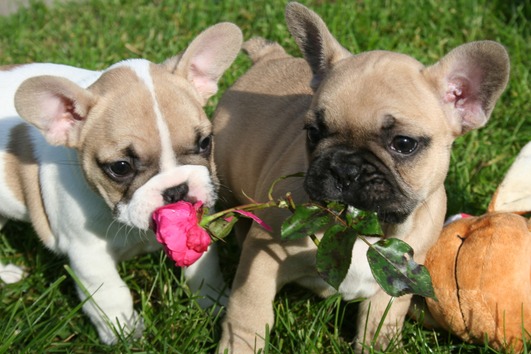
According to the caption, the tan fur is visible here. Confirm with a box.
[5,124,54,246]
[213,3,509,352]
[4,125,28,205]
[0,64,24,71]
[84,63,216,208]
[13,64,216,214]
[426,213,531,352]
[0,22,243,344]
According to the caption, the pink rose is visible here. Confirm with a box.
[152,201,211,267]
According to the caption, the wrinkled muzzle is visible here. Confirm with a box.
[304,148,417,224]
[115,165,217,230]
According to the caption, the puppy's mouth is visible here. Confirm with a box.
[114,165,217,231]
[373,207,412,224]
[148,194,201,233]
[304,149,417,224]
[308,193,413,225]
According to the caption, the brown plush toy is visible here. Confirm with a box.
[424,142,531,352]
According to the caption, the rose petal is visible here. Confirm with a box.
[234,209,273,232]
[180,249,203,267]
[186,225,211,253]
[152,201,210,267]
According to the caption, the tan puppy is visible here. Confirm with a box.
[214,3,509,353]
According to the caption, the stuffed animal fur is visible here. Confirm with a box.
[424,142,531,352]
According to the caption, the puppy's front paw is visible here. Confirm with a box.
[124,310,145,340]
[95,310,145,345]
[353,323,402,354]
[0,262,25,284]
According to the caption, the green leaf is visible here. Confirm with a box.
[316,224,358,290]
[324,201,346,215]
[281,204,332,241]
[346,208,383,236]
[366,238,435,298]
[206,215,238,240]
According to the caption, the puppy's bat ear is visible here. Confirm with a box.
[14,76,96,147]
[423,41,510,135]
[285,2,351,90]
[163,22,243,105]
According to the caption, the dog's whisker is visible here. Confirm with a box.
[138,229,153,245]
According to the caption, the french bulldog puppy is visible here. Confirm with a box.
[0,23,242,344]
[213,3,509,352]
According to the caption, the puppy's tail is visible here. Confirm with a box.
[243,37,289,63]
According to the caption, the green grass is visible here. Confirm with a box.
[0,0,529,353]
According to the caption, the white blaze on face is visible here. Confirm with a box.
[112,60,216,230]
[125,60,178,172]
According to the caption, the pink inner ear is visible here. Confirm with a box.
[39,93,79,145]
[189,62,218,100]
[444,75,486,130]
[444,80,466,105]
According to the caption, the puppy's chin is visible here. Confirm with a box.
[373,209,412,225]
[304,150,418,225]
[306,191,414,225]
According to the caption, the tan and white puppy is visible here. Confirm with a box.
[213,3,509,352]
[0,23,242,344]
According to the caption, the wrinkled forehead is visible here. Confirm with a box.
[312,51,444,130]
[95,59,204,122]
[319,51,428,105]
[85,60,210,167]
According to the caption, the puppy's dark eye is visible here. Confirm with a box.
[198,135,212,156]
[390,136,418,154]
[106,161,134,180]
[305,126,321,145]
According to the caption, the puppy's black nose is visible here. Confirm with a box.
[330,153,362,190]
[162,183,189,204]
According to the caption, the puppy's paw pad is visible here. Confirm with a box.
[0,263,25,284]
